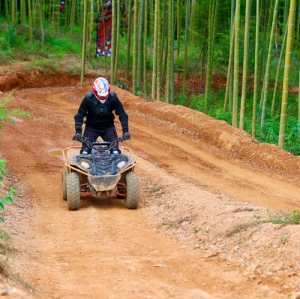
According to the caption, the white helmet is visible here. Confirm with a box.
[92,77,110,103]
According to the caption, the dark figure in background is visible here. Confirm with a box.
[73,77,130,154]
[59,1,66,13]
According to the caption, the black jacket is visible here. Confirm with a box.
[74,91,128,134]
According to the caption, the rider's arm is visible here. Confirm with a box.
[111,93,129,133]
[74,96,90,134]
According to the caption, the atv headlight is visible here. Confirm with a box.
[80,161,90,169]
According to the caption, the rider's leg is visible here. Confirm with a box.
[80,126,100,154]
[102,126,120,154]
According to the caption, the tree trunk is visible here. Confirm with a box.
[132,0,138,94]
[278,0,296,149]
[156,0,162,101]
[252,0,260,138]
[151,0,159,100]
[224,22,234,111]
[125,0,132,80]
[204,0,214,112]
[110,0,117,84]
[28,0,33,45]
[136,0,144,90]
[232,0,240,128]
[260,0,279,133]
[271,25,287,114]
[80,0,88,86]
[143,0,148,96]
[176,0,182,57]
[239,0,250,130]
[183,0,190,95]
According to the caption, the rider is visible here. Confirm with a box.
[73,77,130,154]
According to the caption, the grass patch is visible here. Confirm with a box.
[161,214,196,230]
[193,226,202,233]
[158,200,170,209]
[0,255,39,292]
[11,108,30,118]
[267,209,300,225]
[149,185,163,193]
[226,209,300,237]
[226,220,261,237]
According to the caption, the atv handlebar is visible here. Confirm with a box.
[74,135,125,153]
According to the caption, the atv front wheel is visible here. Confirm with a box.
[67,172,81,211]
[124,172,140,209]
[62,166,67,201]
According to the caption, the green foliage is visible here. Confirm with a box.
[0,106,15,128]
[0,37,13,63]
[116,42,129,70]
[11,108,30,118]
[29,58,50,67]
[0,108,10,125]
[117,78,126,89]
[0,6,298,157]
[0,24,82,64]
[267,209,300,225]
[178,88,300,156]
[66,65,81,75]
[189,3,206,46]
[0,160,17,224]
[211,108,232,122]
[0,187,16,223]
[6,25,17,47]
[0,91,30,124]
[227,209,300,237]
[26,57,61,73]
[248,103,300,155]
[46,36,82,54]
[0,159,6,181]
[0,230,9,240]
[193,226,202,233]
[0,95,19,226]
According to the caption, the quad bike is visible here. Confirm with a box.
[61,136,140,211]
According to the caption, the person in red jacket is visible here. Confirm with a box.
[73,77,130,154]
[96,1,112,56]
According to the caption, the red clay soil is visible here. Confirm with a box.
[0,63,300,299]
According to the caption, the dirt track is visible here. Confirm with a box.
[0,66,300,299]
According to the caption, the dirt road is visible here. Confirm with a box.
[0,66,300,299]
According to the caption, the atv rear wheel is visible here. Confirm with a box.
[124,172,140,209]
[67,172,81,211]
[62,166,67,201]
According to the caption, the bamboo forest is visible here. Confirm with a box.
[0,0,299,154]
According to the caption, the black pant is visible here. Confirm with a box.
[81,125,119,154]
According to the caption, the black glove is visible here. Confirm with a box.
[123,132,131,140]
[73,133,82,141]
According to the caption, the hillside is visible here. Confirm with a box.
[0,63,300,298]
